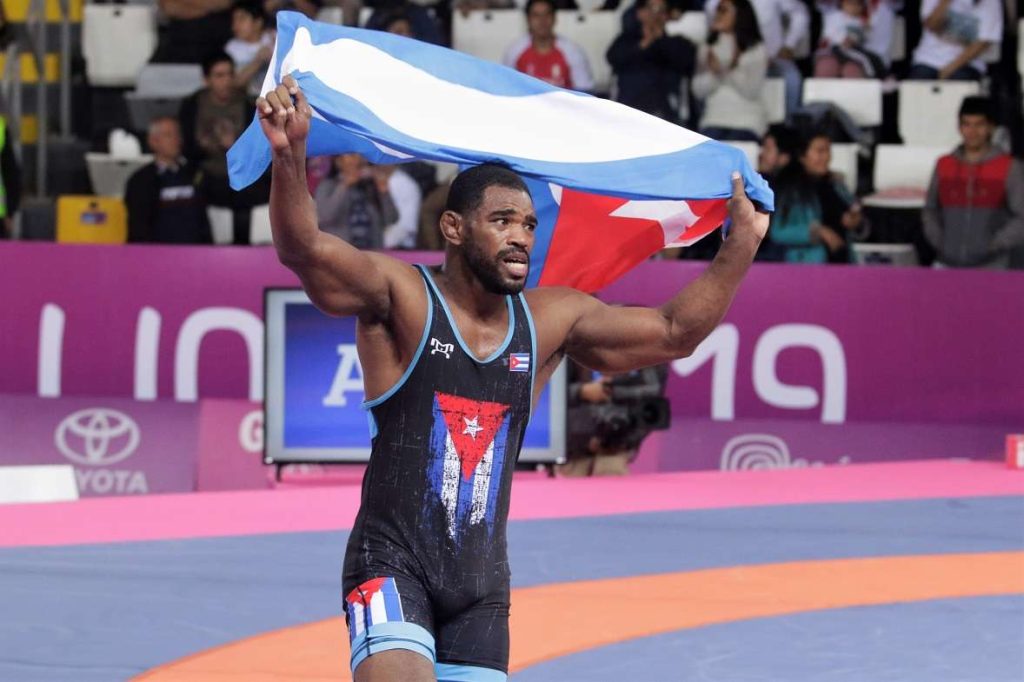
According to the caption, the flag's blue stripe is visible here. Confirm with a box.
[522,177,559,289]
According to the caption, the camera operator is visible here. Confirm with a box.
[562,359,670,477]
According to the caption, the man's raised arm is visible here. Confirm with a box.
[559,172,768,372]
[259,76,391,319]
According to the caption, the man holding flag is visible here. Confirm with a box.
[240,12,770,682]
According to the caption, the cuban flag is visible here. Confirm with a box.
[427,392,509,542]
[509,353,530,373]
[345,577,405,640]
[228,12,774,292]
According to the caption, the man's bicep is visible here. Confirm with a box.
[292,232,398,319]
[565,300,674,372]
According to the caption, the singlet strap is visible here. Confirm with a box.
[419,265,515,365]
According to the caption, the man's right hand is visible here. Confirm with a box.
[257,75,311,153]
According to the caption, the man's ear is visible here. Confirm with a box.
[439,210,464,246]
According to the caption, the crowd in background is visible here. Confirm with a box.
[0,0,1020,268]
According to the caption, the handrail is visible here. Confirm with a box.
[25,0,47,197]
[57,0,70,138]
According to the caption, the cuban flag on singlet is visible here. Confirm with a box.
[427,392,510,542]
[227,12,773,292]
[345,577,405,639]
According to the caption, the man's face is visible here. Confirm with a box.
[638,0,668,30]
[206,61,236,100]
[461,185,537,295]
[148,119,182,159]
[527,2,556,41]
[758,135,790,174]
[959,113,993,152]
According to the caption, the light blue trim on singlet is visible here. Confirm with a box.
[518,291,538,417]
[349,621,436,673]
[420,266,515,364]
[361,271,433,411]
[435,662,508,682]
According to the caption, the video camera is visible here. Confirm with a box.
[566,369,671,454]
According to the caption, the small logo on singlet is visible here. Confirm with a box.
[430,338,453,359]
[509,353,530,372]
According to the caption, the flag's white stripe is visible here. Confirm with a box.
[352,602,365,637]
[369,593,387,625]
[442,431,460,538]
[469,439,494,525]
[280,28,706,165]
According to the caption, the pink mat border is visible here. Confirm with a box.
[2,460,1021,548]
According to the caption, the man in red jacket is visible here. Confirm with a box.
[923,96,1024,269]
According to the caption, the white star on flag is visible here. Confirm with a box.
[463,416,483,439]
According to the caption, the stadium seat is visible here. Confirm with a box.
[554,11,617,94]
[453,10,522,65]
[725,141,758,169]
[250,205,273,245]
[125,63,204,132]
[762,78,786,124]
[897,80,980,148]
[862,143,946,209]
[829,142,858,195]
[890,15,906,62]
[207,206,234,246]
[84,153,153,198]
[1019,20,1024,91]
[666,11,708,45]
[802,78,882,127]
[56,195,128,243]
[82,5,157,87]
[851,243,918,266]
[316,6,344,24]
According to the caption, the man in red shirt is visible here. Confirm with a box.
[503,0,595,92]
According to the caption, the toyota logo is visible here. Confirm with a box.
[55,408,141,467]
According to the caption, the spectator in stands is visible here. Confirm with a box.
[908,0,1003,80]
[758,123,798,179]
[263,0,323,21]
[153,0,234,64]
[768,130,864,263]
[0,111,21,239]
[923,97,1024,268]
[691,0,768,141]
[814,0,893,78]
[607,0,696,120]
[366,0,443,45]
[226,1,275,96]
[179,51,268,243]
[705,0,807,117]
[504,0,595,92]
[125,117,212,244]
[315,153,398,249]
[382,11,415,37]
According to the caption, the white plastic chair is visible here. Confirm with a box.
[762,78,786,125]
[554,11,617,93]
[890,15,905,62]
[207,206,234,246]
[851,243,918,266]
[453,10,523,65]
[898,80,981,148]
[725,141,759,169]
[250,204,273,245]
[82,5,157,87]
[85,153,153,198]
[862,143,947,209]
[802,78,883,127]
[125,63,204,132]
[666,11,708,45]
[317,7,344,24]
[829,142,858,195]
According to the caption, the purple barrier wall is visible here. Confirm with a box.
[1,243,1021,481]
[0,394,198,496]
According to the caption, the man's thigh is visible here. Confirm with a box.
[435,597,510,679]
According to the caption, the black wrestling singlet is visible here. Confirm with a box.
[342,264,536,619]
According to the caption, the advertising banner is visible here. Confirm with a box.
[0,394,198,496]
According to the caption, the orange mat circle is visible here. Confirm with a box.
[135,551,1024,681]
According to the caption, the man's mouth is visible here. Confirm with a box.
[501,253,529,278]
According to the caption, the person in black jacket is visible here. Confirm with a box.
[606,0,695,121]
[0,113,22,239]
[125,117,212,244]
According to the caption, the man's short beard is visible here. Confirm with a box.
[464,234,527,296]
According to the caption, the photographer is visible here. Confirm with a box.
[563,359,670,476]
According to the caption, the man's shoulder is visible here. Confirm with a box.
[525,285,596,320]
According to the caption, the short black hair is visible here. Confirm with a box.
[201,50,234,77]
[233,0,266,23]
[764,124,799,158]
[381,10,411,31]
[525,0,557,15]
[445,164,529,215]
[959,96,997,123]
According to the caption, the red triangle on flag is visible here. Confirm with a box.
[435,392,510,480]
[346,577,386,605]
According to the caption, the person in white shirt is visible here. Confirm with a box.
[814,0,893,77]
[692,0,769,141]
[705,0,808,115]
[503,0,595,92]
[380,166,424,249]
[909,0,1003,79]
[225,2,276,96]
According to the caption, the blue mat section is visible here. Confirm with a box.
[514,596,1024,682]
[0,496,1020,680]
